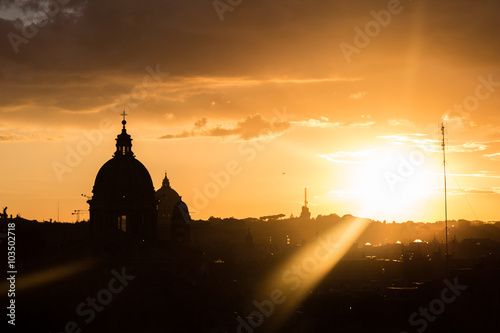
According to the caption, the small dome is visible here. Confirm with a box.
[156,173,181,226]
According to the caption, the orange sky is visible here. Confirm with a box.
[1,0,499,222]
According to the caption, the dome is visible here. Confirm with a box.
[156,173,180,201]
[88,115,157,240]
[156,172,181,228]
[92,157,155,203]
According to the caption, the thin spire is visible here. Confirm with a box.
[304,186,308,208]
[442,122,449,276]
[162,171,170,187]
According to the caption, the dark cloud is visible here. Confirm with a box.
[0,0,500,132]
[194,117,208,129]
[159,113,290,140]
[1,1,497,76]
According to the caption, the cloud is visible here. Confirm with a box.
[295,118,375,128]
[389,119,414,127]
[318,149,377,164]
[432,187,500,195]
[348,121,375,127]
[451,142,487,153]
[484,152,500,161]
[378,134,441,152]
[328,190,349,197]
[377,133,496,154]
[294,118,340,128]
[0,0,499,140]
[447,140,500,153]
[462,188,500,195]
[0,0,86,27]
[0,132,64,142]
[349,91,366,100]
[194,117,208,129]
[159,113,290,141]
[442,113,477,129]
[431,173,500,179]
[0,132,18,141]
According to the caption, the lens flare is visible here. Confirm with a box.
[252,217,371,330]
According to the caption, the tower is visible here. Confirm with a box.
[299,186,311,220]
[88,113,157,240]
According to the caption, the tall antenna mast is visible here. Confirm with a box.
[441,123,449,275]
[304,186,308,208]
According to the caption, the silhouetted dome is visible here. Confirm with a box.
[88,115,157,239]
[156,173,181,228]
[92,157,155,203]
[91,117,155,203]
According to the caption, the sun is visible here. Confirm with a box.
[349,147,439,221]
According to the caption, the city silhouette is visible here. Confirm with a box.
[1,1,500,332]
[1,117,500,332]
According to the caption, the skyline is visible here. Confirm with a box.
[1,0,500,222]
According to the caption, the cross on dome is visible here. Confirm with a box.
[121,110,128,129]
[115,113,133,157]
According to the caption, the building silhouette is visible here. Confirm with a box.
[155,172,181,239]
[87,114,157,240]
[170,197,191,243]
[300,186,311,220]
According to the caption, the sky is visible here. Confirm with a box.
[1,0,500,223]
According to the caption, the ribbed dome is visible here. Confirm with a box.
[92,156,155,203]
[88,114,157,240]
[91,116,155,203]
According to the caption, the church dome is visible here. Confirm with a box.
[88,114,157,239]
[155,173,180,225]
[92,157,155,203]
[91,118,154,202]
